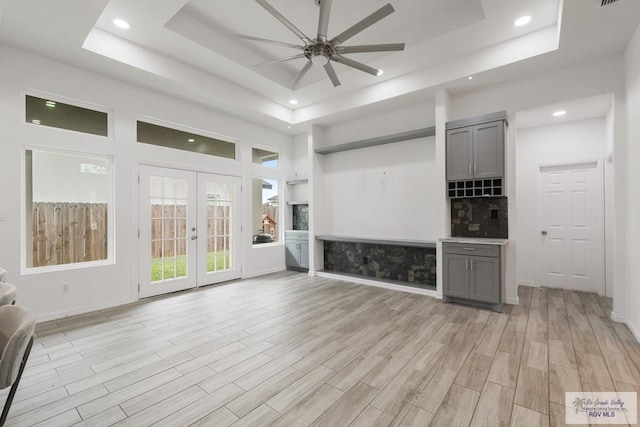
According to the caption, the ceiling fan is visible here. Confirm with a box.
[238,0,405,89]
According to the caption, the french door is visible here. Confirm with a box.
[138,166,241,298]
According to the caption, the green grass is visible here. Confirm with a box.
[151,252,230,282]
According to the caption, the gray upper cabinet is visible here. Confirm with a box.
[474,121,504,179]
[446,127,474,181]
[446,120,504,181]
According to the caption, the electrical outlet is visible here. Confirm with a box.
[61,283,70,294]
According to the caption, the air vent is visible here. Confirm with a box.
[600,0,620,6]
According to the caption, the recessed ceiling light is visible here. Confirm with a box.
[289,99,298,105]
[31,119,41,125]
[514,16,531,27]
[468,76,473,80]
[553,110,567,117]
[113,18,130,29]
[45,100,56,108]
[287,126,291,129]
[187,138,196,143]
[377,70,384,76]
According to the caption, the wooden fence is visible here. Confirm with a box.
[150,204,231,259]
[32,202,108,267]
[31,202,234,266]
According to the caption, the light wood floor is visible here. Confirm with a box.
[2,271,639,426]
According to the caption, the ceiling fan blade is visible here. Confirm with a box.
[331,55,379,76]
[317,0,333,43]
[336,43,405,54]
[255,0,313,45]
[330,3,395,47]
[236,34,304,50]
[255,54,306,67]
[292,61,313,88]
[323,62,341,87]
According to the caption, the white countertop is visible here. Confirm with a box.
[440,237,509,246]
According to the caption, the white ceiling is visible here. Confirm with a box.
[0,0,639,134]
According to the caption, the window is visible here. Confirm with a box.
[25,95,108,136]
[25,150,112,269]
[252,148,279,167]
[252,178,279,244]
[137,121,236,160]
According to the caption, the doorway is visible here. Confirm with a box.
[534,162,604,294]
[138,165,242,298]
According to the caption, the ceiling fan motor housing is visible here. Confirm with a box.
[306,43,333,65]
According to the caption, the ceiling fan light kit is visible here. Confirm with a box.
[239,0,405,89]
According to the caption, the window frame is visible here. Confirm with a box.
[21,146,116,274]
[251,145,280,169]
[136,115,240,161]
[22,89,114,138]
[251,176,283,248]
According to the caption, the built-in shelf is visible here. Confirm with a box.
[287,201,309,205]
[286,179,308,185]
[315,127,436,155]
[316,235,436,249]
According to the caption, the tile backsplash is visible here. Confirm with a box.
[451,197,508,238]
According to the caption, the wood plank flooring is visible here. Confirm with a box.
[2,271,639,426]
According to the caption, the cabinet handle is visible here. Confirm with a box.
[463,247,476,251]
[465,259,469,270]
[468,164,472,176]
[470,260,474,270]
[474,164,477,175]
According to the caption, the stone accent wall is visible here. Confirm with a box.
[324,241,436,289]
[292,204,309,230]
[451,197,508,238]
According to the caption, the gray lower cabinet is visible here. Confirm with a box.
[285,232,309,271]
[443,242,502,311]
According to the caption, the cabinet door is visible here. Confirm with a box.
[473,121,504,178]
[469,256,500,303]
[443,254,470,299]
[446,127,474,181]
[285,240,300,268]
[299,241,309,269]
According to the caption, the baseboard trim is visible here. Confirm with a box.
[518,281,539,288]
[36,298,134,323]
[506,296,520,305]
[316,271,440,299]
[610,311,626,323]
[242,266,286,279]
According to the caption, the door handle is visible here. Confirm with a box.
[191,235,198,240]
[541,230,548,236]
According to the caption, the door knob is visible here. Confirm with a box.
[191,235,198,240]
[541,230,548,236]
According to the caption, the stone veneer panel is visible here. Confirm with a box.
[450,197,508,238]
[324,241,436,288]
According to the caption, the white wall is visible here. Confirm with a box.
[624,23,640,338]
[322,136,437,241]
[515,118,608,291]
[318,101,438,241]
[0,44,292,320]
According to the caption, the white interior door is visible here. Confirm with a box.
[139,166,242,298]
[197,173,242,286]
[535,162,604,294]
